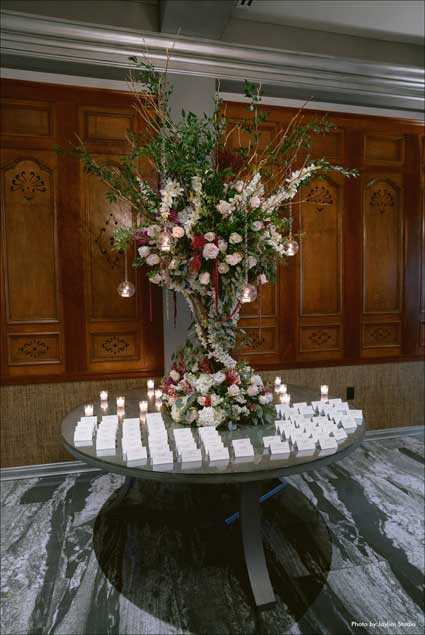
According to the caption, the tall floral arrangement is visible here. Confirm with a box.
[72,57,357,428]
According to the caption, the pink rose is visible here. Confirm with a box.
[146,253,160,266]
[202,243,219,260]
[172,226,185,238]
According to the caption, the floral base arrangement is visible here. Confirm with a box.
[69,56,357,428]
[162,341,274,428]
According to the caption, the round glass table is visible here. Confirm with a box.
[62,384,365,610]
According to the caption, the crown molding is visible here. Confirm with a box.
[1,10,424,112]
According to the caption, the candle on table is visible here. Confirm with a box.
[84,404,94,416]
[116,396,125,408]
[147,379,155,390]
[280,393,291,405]
[155,400,162,411]
[117,407,125,419]
[154,389,163,399]
[279,383,287,395]
[139,400,148,413]
[274,376,282,387]
[100,390,108,401]
[320,384,329,396]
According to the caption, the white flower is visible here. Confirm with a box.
[150,273,162,285]
[191,175,202,194]
[213,371,226,385]
[147,225,159,237]
[199,271,211,285]
[218,262,230,274]
[146,253,160,266]
[202,243,219,260]
[250,195,261,208]
[172,226,185,238]
[170,370,180,382]
[210,393,222,406]
[218,239,227,252]
[259,392,273,405]
[252,221,263,231]
[225,253,243,266]
[227,384,240,397]
[258,274,268,285]
[216,200,233,216]
[235,180,244,193]
[229,232,243,244]
[197,396,207,406]
[198,406,217,427]
[248,256,257,269]
[204,232,216,242]
[247,384,259,397]
[250,374,263,385]
[138,246,150,258]
[195,373,214,394]
[169,258,178,270]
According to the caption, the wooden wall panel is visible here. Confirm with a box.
[224,100,423,370]
[297,176,344,361]
[1,79,164,384]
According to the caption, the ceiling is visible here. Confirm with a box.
[232,0,425,44]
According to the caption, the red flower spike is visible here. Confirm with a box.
[190,255,202,273]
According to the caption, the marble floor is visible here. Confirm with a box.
[1,434,424,635]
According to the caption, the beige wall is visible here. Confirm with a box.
[1,361,423,469]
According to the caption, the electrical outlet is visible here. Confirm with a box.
[346,386,355,400]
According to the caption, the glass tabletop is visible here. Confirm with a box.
[61,384,365,484]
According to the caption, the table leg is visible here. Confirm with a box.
[240,481,276,610]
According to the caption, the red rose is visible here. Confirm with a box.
[225,369,241,385]
[192,235,207,250]
[204,396,211,407]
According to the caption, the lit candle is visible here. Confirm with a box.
[274,376,282,387]
[117,406,125,419]
[101,402,108,412]
[147,379,155,390]
[155,400,162,411]
[84,404,94,416]
[320,384,329,396]
[154,389,163,399]
[280,393,291,405]
[100,390,108,401]
[139,400,148,413]
[116,396,125,408]
[147,390,155,399]
[279,383,287,395]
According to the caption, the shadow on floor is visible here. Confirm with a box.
[93,480,333,632]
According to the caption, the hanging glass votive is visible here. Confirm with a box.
[117,280,136,297]
[241,283,258,303]
[158,229,172,252]
[282,235,299,256]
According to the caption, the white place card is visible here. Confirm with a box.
[146,412,164,424]
[348,409,363,421]
[79,416,98,426]
[261,435,280,448]
[327,398,343,406]
[126,446,147,465]
[101,415,119,423]
[294,438,316,456]
[232,439,254,458]
[151,451,174,466]
[274,404,291,418]
[293,402,307,408]
[339,417,357,432]
[298,405,315,415]
[208,446,230,462]
[318,436,338,455]
[180,448,202,461]
[269,441,290,458]
[333,428,348,442]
